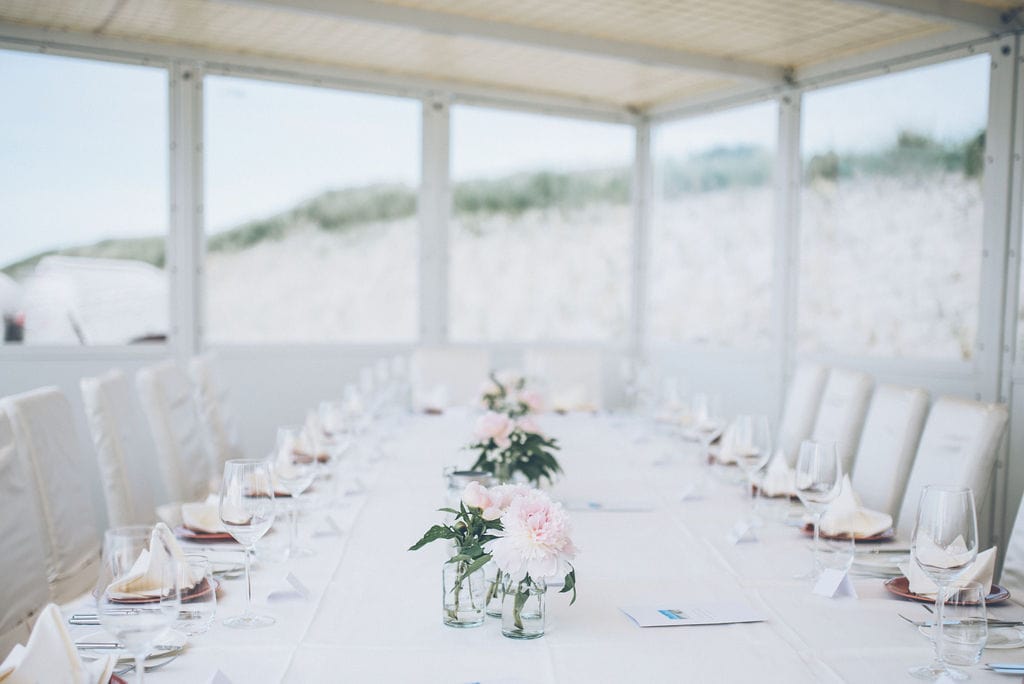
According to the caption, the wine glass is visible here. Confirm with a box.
[273,426,317,558]
[909,486,979,681]
[219,459,276,629]
[95,525,181,683]
[733,414,773,524]
[176,554,217,636]
[794,440,842,579]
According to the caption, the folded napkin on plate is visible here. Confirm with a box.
[899,546,997,597]
[759,454,796,497]
[107,523,203,600]
[421,385,449,413]
[818,475,893,538]
[715,426,737,464]
[181,494,226,534]
[550,386,595,413]
[0,604,113,684]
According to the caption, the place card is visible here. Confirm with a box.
[812,568,857,599]
[726,520,758,544]
[267,572,312,602]
[620,602,766,628]
[680,483,702,501]
[209,670,234,684]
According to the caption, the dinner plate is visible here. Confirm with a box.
[174,526,236,542]
[77,629,187,664]
[111,675,128,684]
[110,577,219,605]
[801,523,895,542]
[987,627,1024,649]
[883,576,1010,604]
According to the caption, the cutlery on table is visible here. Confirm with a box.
[898,614,1024,628]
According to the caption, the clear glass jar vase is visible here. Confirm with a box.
[442,560,486,628]
[501,576,546,639]
[484,561,505,618]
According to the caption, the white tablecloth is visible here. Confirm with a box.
[66,412,1024,682]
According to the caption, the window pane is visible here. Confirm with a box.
[799,55,989,361]
[204,76,420,343]
[449,106,633,342]
[649,101,777,347]
[0,50,168,345]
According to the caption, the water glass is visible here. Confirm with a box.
[933,582,988,668]
[176,554,217,636]
[818,534,855,574]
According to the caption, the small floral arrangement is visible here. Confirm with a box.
[469,411,562,485]
[486,487,577,637]
[480,371,544,418]
[409,486,502,624]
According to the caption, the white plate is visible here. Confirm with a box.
[76,629,187,664]
[987,627,1024,650]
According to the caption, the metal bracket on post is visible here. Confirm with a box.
[419,95,451,345]
[168,61,204,360]
[772,90,802,420]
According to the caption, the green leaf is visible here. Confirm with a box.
[559,567,577,605]
[408,524,455,551]
[463,553,492,577]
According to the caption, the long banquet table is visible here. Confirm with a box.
[66,411,1024,682]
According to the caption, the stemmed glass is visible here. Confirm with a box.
[794,440,842,579]
[273,426,317,558]
[733,414,773,524]
[318,400,352,502]
[909,486,979,681]
[94,525,181,683]
[219,459,276,629]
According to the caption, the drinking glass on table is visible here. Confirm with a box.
[918,581,988,670]
[176,554,217,636]
[794,440,842,580]
[909,486,979,681]
[317,401,352,502]
[273,426,317,559]
[220,459,276,629]
[95,525,181,684]
[732,414,772,524]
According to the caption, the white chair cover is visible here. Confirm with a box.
[189,353,244,472]
[810,368,873,475]
[0,387,100,604]
[523,349,604,411]
[410,347,491,410]
[1002,493,1024,605]
[80,369,160,527]
[849,384,929,517]
[135,360,213,503]
[0,411,51,661]
[777,363,828,466]
[895,396,1008,539]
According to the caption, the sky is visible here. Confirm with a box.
[0,49,992,266]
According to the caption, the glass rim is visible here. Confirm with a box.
[921,484,972,494]
[224,458,268,466]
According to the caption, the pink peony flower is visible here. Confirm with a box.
[516,389,545,413]
[486,489,578,582]
[461,481,493,511]
[481,483,531,520]
[515,416,543,436]
[475,411,514,449]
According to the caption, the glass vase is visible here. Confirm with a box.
[484,561,505,618]
[442,560,485,628]
[501,576,546,639]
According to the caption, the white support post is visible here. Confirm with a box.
[630,118,652,358]
[419,95,451,345]
[772,92,802,418]
[168,61,204,360]
[980,37,1023,552]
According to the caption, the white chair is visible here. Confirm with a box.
[810,368,873,475]
[895,396,1008,539]
[523,348,604,411]
[777,363,828,466]
[80,369,161,527]
[136,360,214,503]
[1001,492,1024,605]
[0,411,51,660]
[410,347,491,410]
[1,387,100,604]
[189,352,244,472]
[849,385,929,517]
